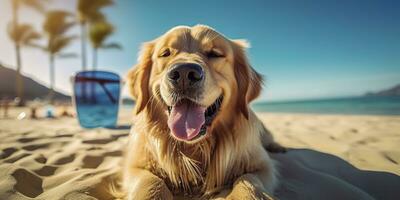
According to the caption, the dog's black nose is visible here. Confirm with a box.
[168,63,204,89]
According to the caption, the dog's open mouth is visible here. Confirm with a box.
[167,96,223,142]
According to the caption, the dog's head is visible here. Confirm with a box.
[128,25,262,143]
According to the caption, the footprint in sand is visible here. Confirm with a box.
[103,150,122,157]
[82,155,104,169]
[83,133,129,145]
[12,168,43,198]
[34,165,58,176]
[82,151,123,168]
[54,154,76,165]
[112,133,129,140]
[4,153,31,163]
[22,143,50,151]
[18,137,39,143]
[0,147,18,159]
[53,134,73,138]
[83,138,115,144]
[34,154,47,164]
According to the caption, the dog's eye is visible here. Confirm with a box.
[159,48,171,57]
[206,50,224,59]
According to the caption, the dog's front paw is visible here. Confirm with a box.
[126,176,173,200]
[225,185,274,200]
[225,175,274,200]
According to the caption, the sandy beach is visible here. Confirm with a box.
[0,107,399,199]
[258,113,400,175]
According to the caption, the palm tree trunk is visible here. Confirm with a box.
[80,22,87,101]
[15,44,24,106]
[12,0,25,106]
[80,22,87,70]
[93,47,97,71]
[49,54,55,104]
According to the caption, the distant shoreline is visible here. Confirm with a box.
[252,95,400,116]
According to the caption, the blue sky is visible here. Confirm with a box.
[0,0,399,101]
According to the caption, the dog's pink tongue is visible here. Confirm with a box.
[168,102,206,141]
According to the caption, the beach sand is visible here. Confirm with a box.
[258,113,400,175]
[0,107,399,199]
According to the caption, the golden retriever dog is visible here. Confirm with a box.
[123,25,285,200]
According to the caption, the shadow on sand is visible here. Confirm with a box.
[105,125,131,130]
[271,149,400,200]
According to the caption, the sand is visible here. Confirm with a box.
[0,107,399,199]
[258,113,400,175]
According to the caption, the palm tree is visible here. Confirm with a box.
[77,0,114,102]
[9,0,45,106]
[41,10,77,103]
[76,0,114,71]
[89,20,121,70]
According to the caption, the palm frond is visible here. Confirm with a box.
[48,35,77,54]
[42,10,77,56]
[7,22,41,45]
[87,10,106,22]
[7,22,20,42]
[21,29,41,44]
[26,42,46,50]
[89,20,114,48]
[43,10,75,36]
[77,0,114,23]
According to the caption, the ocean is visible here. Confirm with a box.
[252,96,400,116]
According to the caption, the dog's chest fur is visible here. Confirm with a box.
[144,135,253,197]
[146,142,210,196]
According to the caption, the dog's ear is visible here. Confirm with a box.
[232,39,263,119]
[127,42,155,114]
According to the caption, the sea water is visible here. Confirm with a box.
[252,96,400,115]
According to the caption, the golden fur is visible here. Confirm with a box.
[122,25,284,200]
